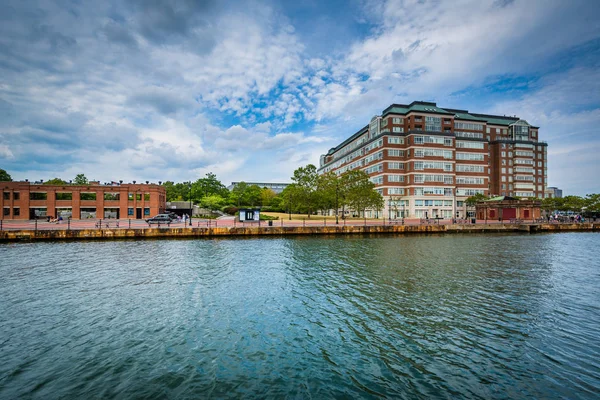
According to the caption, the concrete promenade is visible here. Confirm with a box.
[0,218,597,242]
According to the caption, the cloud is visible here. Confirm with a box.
[0,0,598,193]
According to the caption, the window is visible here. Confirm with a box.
[56,192,73,200]
[454,122,484,131]
[30,192,47,200]
[104,192,120,200]
[364,164,383,174]
[456,152,484,161]
[3,207,9,216]
[136,193,142,201]
[128,208,134,216]
[388,162,404,170]
[144,208,150,215]
[13,192,19,200]
[144,193,150,201]
[80,192,96,200]
[392,127,404,133]
[388,149,404,157]
[444,138,453,146]
[456,188,485,196]
[455,131,483,139]
[13,207,19,216]
[392,117,403,124]
[425,116,442,132]
[501,168,506,174]
[414,149,453,159]
[456,177,485,185]
[387,175,405,182]
[3,192,9,200]
[456,141,484,149]
[414,135,446,145]
[388,188,405,195]
[456,164,485,173]
[128,193,134,201]
[388,137,404,144]
[501,152,506,157]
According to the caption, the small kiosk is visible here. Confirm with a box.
[239,208,260,222]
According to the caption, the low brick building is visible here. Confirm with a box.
[1,181,166,220]
[476,196,542,221]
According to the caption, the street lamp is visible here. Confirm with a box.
[189,181,193,226]
[335,182,339,224]
[402,201,405,224]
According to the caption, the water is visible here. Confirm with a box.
[1,233,599,399]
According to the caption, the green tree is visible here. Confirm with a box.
[193,172,229,202]
[561,195,585,212]
[541,196,563,212]
[260,187,277,207]
[584,193,600,213]
[44,177,67,185]
[316,172,339,217]
[246,185,263,207]
[73,174,88,185]
[201,194,225,212]
[280,184,301,217]
[340,170,383,217]
[0,168,12,181]
[466,193,488,206]
[291,164,319,218]
[230,181,249,207]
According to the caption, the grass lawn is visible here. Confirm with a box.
[262,212,380,221]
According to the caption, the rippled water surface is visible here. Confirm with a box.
[1,233,599,399]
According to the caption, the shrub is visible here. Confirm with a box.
[223,206,238,215]
[259,214,279,221]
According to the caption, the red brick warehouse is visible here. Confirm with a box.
[1,181,166,220]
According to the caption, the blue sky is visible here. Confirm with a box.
[0,0,599,195]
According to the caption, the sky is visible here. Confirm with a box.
[0,0,599,196]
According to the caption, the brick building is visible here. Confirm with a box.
[318,101,548,219]
[1,181,166,220]
[475,196,542,221]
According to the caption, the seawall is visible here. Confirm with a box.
[0,223,598,242]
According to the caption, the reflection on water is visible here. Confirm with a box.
[1,233,599,398]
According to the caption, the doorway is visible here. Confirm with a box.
[136,208,142,219]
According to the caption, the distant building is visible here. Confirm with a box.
[1,181,166,220]
[227,182,290,194]
[544,187,563,198]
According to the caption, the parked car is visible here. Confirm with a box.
[145,214,173,224]
[166,212,179,221]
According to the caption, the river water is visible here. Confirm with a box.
[1,233,599,399]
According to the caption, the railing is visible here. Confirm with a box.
[0,217,595,232]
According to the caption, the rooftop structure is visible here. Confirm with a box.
[227,182,290,194]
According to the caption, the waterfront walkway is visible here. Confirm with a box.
[0,218,597,242]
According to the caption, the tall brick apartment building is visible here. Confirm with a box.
[1,181,166,220]
[318,101,548,219]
